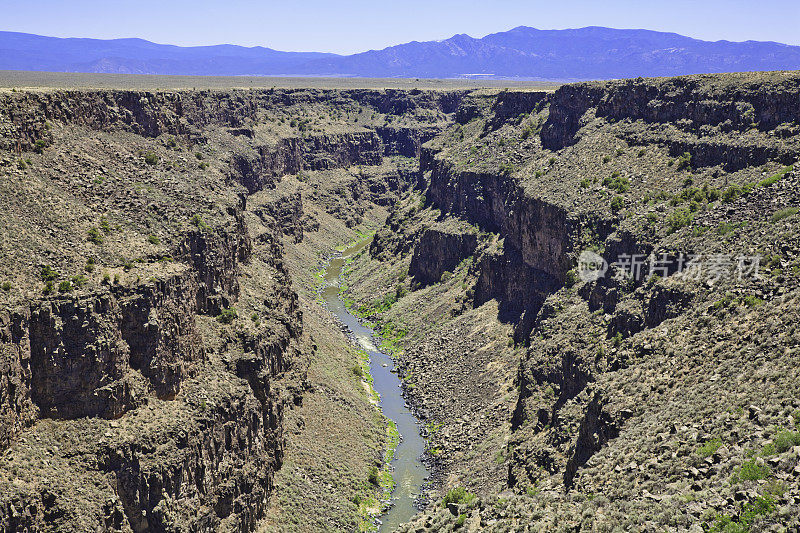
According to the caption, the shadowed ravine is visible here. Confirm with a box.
[321,238,430,531]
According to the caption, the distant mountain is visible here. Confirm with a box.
[2,27,800,80]
[0,32,337,75]
[309,26,800,79]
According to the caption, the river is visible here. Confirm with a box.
[320,237,429,531]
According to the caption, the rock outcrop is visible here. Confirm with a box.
[345,72,800,531]
[409,225,477,286]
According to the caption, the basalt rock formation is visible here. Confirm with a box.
[342,71,800,531]
[2,71,800,532]
[0,85,462,531]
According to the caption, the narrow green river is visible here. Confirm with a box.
[321,237,430,531]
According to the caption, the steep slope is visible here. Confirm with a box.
[2,71,800,532]
[0,85,463,531]
[341,71,800,531]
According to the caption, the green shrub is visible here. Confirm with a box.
[217,307,238,324]
[704,186,721,202]
[763,479,787,497]
[442,487,476,506]
[499,162,516,176]
[602,173,630,193]
[1,282,11,291]
[713,293,737,311]
[758,165,793,188]
[610,196,624,213]
[88,227,104,245]
[351,365,363,378]
[395,283,408,299]
[33,139,48,154]
[717,221,746,236]
[666,208,693,234]
[741,295,764,308]
[191,214,211,231]
[368,466,380,485]
[195,152,204,160]
[739,496,776,529]
[736,459,770,482]
[697,438,723,458]
[40,265,58,281]
[85,258,96,273]
[455,513,467,528]
[102,272,111,284]
[43,280,54,295]
[565,269,579,286]
[722,185,743,203]
[100,217,112,233]
[773,429,800,453]
[611,332,623,347]
[143,151,159,165]
[761,443,776,457]
[676,151,692,170]
[147,235,160,245]
[441,271,453,282]
[70,275,87,289]
[707,514,744,533]
[521,125,535,139]
[58,280,72,293]
[770,207,798,223]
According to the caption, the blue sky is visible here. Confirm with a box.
[2,0,799,54]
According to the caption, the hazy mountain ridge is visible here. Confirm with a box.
[3,26,800,79]
[0,31,338,75]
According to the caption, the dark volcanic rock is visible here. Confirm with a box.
[410,225,478,286]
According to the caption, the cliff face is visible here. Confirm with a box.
[0,84,465,531]
[0,205,251,424]
[408,224,478,286]
[3,72,800,531]
[0,197,294,532]
[0,311,35,451]
[542,74,800,169]
[230,131,385,193]
[422,149,575,340]
[341,72,800,532]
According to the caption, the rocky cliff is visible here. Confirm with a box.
[0,84,463,531]
[3,71,800,532]
[343,71,800,531]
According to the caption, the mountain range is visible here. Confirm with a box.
[2,26,800,80]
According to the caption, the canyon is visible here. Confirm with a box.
[0,70,799,532]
